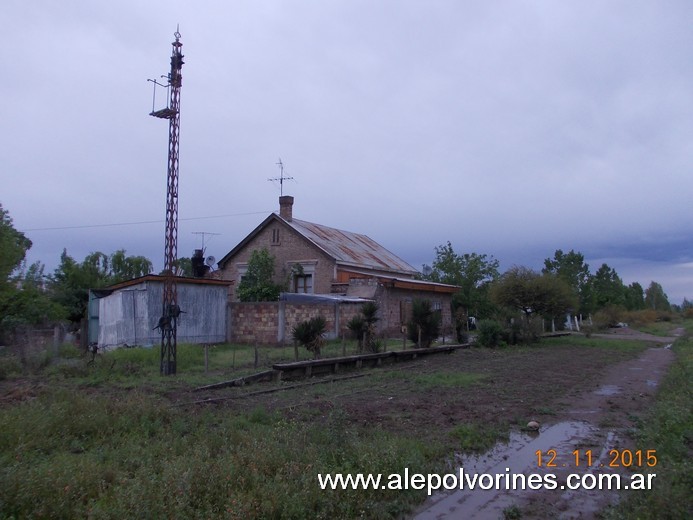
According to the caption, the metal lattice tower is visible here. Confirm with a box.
[150,29,184,375]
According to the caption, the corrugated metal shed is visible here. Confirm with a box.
[91,275,231,349]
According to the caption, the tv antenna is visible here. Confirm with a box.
[192,231,220,253]
[268,158,295,196]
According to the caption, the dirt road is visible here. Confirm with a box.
[414,329,678,519]
[190,327,679,518]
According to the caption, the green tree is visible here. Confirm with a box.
[490,266,576,340]
[109,249,153,282]
[50,250,102,325]
[236,249,284,302]
[624,282,645,311]
[590,263,626,309]
[424,242,500,328]
[50,249,153,326]
[644,281,670,311]
[171,257,193,277]
[542,249,592,313]
[2,262,64,332]
[0,206,62,337]
[0,204,31,283]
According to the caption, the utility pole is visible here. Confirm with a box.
[149,28,184,375]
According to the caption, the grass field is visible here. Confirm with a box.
[0,324,690,519]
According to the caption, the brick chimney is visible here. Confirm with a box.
[279,195,294,221]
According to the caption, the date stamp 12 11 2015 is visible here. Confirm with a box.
[535,449,658,469]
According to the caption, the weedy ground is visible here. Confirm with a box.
[0,324,689,519]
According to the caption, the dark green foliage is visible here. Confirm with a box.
[543,249,591,313]
[236,248,284,302]
[490,267,576,343]
[361,301,379,325]
[1,263,64,333]
[590,263,626,309]
[361,301,381,352]
[542,251,672,315]
[346,302,381,352]
[292,315,327,358]
[407,299,441,348]
[49,249,153,326]
[644,281,670,311]
[346,315,366,351]
[0,206,62,337]
[454,308,469,343]
[0,204,31,283]
[624,282,646,311]
[171,257,193,277]
[423,242,500,321]
[476,319,503,348]
[490,267,576,320]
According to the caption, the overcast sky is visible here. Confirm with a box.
[2,1,692,303]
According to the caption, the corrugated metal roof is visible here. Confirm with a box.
[279,292,371,303]
[285,217,417,275]
[99,274,232,293]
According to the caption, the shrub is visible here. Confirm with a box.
[593,305,626,329]
[347,302,381,352]
[454,308,469,343]
[407,299,441,348]
[476,319,503,348]
[346,315,365,351]
[361,302,380,352]
[292,316,327,359]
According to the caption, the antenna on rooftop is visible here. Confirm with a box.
[192,231,220,253]
[268,157,295,196]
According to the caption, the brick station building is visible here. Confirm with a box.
[216,196,458,340]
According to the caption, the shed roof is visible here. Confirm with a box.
[341,270,459,296]
[92,274,232,297]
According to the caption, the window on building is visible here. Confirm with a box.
[271,228,280,245]
[289,261,317,294]
[294,274,313,294]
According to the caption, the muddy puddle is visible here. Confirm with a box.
[415,421,620,519]
[593,384,621,396]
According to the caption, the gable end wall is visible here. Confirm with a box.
[219,220,336,300]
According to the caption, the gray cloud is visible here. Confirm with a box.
[2,0,691,303]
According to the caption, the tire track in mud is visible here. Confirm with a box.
[414,341,676,520]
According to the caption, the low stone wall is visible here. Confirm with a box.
[228,301,364,345]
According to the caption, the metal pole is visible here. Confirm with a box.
[151,29,184,375]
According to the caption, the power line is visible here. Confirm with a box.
[20,210,272,232]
